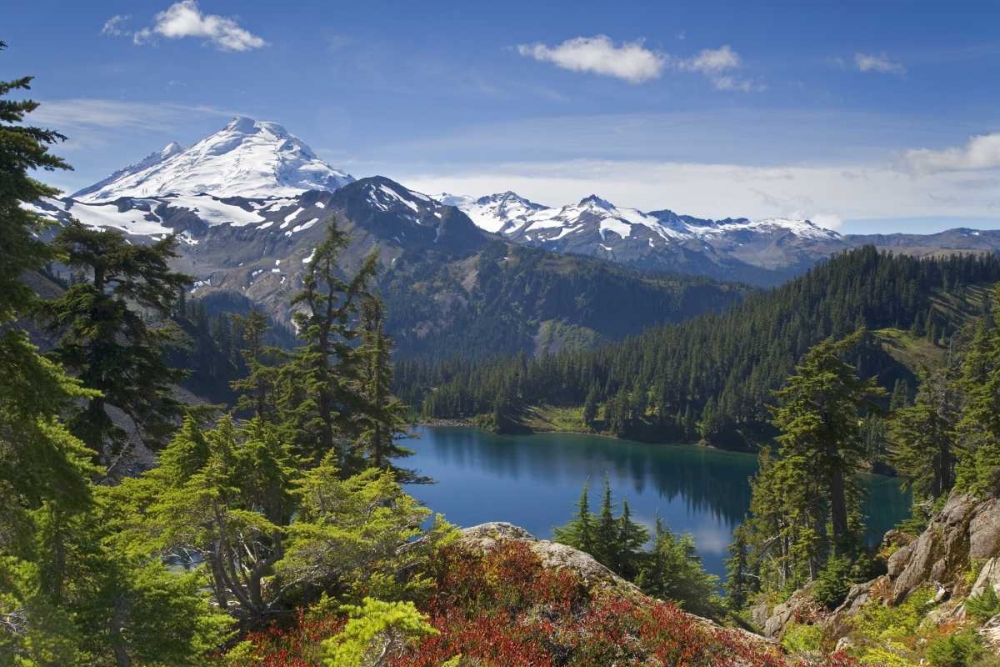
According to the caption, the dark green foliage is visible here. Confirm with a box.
[0,42,69,323]
[965,586,1000,623]
[813,556,853,609]
[955,287,1000,497]
[925,628,983,667]
[736,332,883,605]
[280,219,378,467]
[554,480,723,618]
[638,519,723,619]
[356,295,420,481]
[45,222,192,459]
[553,482,596,554]
[725,524,752,612]
[889,368,958,503]
[401,248,1000,449]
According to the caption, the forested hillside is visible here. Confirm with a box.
[399,248,1000,449]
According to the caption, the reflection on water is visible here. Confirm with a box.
[405,427,911,578]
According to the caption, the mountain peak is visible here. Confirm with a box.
[578,194,615,210]
[223,116,290,139]
[74,118,353,202]
[160,141,184,157]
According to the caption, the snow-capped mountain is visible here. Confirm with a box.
[45,116,1000,294]
[429,191,549,234]
[440,191,847,284]
[73,117,353,202]
[72,142,185,201]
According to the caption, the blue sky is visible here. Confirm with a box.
[8,0,1000,233]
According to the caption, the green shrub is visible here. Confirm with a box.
[852,587,934,642]
[814,556,853,609]
[925,629,982,667]
[966,586,1000,623]
[781,622,823,653]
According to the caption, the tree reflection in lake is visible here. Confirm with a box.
[405,426,910,578]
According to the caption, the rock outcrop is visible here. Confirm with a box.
[458,522,642,596]
[759,494,1000,641]
[457,522,774,648]
[887,494,1000,604]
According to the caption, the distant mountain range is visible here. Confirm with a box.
[435,191,849,285]
[29,118,747,359]
[29,116,1000,358]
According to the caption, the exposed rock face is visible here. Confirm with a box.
[458,522,641,596]
[761,494,1000,642]
[762,584,822,639]
[889,494,1000,604]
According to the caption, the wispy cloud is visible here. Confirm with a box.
[678,46,764,92]
[110,1,267,52]
[855,52,906,75]
[101,14,130,36]
[516,37,762,91]
[32,99,238,133]
[30,98,243,154]
[904,133,1000,172]
[516,35,665,84]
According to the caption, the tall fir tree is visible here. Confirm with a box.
[768,331,884,557]
[45,222,192,463]
[356,294,417,479]
[230,309,280,422]
[955,287,1000,496]
[282,219,377,468]
[888,368,958,504]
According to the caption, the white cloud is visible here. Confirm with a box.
[679,45,741,73]
[855,52,906,75]
[101,14,130,36]
[903,133,1000,173]
[677,45,762,92]
[516,38,762,92]
[516,35,665,84]
[131,1,266,52]
[400,158,1000,227]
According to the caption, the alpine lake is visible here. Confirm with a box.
[404,426,910,579]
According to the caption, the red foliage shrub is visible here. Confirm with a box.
[218,541,860,666]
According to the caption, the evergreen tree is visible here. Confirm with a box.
[552,482,595,555]
[0,45,229,664]
[45,222,192,462]
[282,220,377,467]
[888,369,958,503]
[725,523,752,611]
[739,332,884,599]
[0,48,97,663]
[769,331,883,557]
[230,309,280,422]
[616,499,650,580]
[955,288,1000,496]
[357,295,417,480]
[594,477,618,565]
[636,518,722,619]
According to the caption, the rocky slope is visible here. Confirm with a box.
[758,493,1000,661]
[33,177,745,361]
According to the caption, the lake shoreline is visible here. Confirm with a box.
[414,419,750,454]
